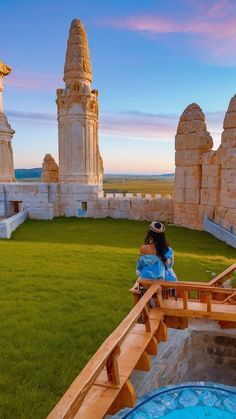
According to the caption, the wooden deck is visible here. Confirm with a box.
[47,263,236,419]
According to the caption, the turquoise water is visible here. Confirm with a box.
[118,383,236,419]
[163,406,233,418]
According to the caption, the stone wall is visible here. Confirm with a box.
[0,182,174,222]
[90,196,173,221]
[0,211,27,238]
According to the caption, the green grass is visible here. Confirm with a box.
[103,177,174,196]
[0,218,235,418]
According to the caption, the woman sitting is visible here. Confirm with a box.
[132,221,177,293]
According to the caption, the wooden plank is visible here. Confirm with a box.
[138,280,236,295]
[160,300,236,322]
[209,263,236,286]
[47,283,160,419]
[118,332,152,376]
[75,381,126,419]
[164,316,189,330]
[106,346,120,385]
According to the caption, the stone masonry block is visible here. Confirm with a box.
[175,149,205,166]
[185,189,200,204]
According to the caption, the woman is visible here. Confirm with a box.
[136,221,177,282]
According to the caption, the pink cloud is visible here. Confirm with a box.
[5,72,58,91]
[7,108,224,147]
[102,0,236,64]
[100,111,177,141]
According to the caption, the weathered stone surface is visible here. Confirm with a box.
[220,147,236,168]
[185,189,200,204]
[64,19,92,85]
[176,132,213,151]
[175,149,208,166]
[0,62,15,182]
[201,188,220,206]
[221,128,236,148]
[130,320,236,397]
[57,19,103,189]
[41,154,58,183]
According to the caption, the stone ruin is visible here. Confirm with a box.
[174,99,236,233]
[41,154,58,183]
[0,18,235,234]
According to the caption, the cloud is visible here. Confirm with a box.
[100,110,178,141]
[5,72,58,91]
[6,108,224,146]
[7,110,57,125]
[101,0,236,65]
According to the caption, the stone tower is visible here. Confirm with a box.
[57,19,103,188]
[0,62,15,182]
[174,103,213,229]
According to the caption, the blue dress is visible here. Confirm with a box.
[136,247,177,282]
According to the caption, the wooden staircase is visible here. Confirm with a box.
[47,263,236,419]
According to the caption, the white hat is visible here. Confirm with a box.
[149,221,165,233]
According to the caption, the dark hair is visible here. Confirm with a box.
[144,223,169,263]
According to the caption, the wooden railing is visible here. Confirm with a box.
[47,264,236,419]
[209,262,236,287]
[47,283,166,419]
[138,280,236,322]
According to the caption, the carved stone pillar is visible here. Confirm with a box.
[57,19,103,188]
[0,62,15,182]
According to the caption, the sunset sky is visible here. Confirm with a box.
[1,0,236,174]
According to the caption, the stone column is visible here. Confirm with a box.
[57,19,103,188]
[174,103,213,229]
[0,62,15,183]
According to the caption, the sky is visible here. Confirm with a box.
[1,0,236,174]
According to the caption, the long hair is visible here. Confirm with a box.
[144,228,169,263]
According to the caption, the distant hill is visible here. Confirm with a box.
[15,168,175,180]
[15,168,42,179]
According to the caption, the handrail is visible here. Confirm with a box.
[47,283,160,419]
[209,262,236,287]
[138,280,236,319]
[138,280,236,295]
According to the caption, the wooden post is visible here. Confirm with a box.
[206,293,212,312]
[142,305,151,332]
[106,346,121,385]
[156,287,164,307]
[183,290,188,309]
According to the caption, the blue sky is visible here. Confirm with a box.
[1,0,236,173]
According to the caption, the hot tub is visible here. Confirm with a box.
[116,382,236,418]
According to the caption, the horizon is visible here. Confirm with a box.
[14,168,175,177]
[2,0,235,174]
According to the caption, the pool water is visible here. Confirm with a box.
[118,382,236,418]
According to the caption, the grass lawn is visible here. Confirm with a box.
[0,218,235,418]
